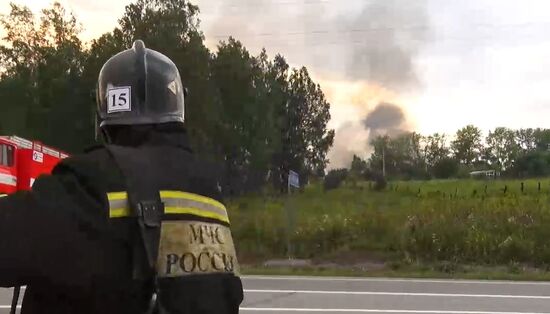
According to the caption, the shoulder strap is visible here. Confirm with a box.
[105,144,164,275]
[105,145,166,313]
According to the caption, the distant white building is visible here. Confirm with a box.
[470,170,500,179]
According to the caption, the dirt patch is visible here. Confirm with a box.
[313,250,390,268]
[263,259,312,268]
[240,251,390,272]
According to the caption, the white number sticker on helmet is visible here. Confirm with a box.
[107,87,132,113]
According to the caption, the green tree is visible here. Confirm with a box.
[516,128,536,153]
[432,157,459,179]
[423,133,449,170]
[348,154,368,186]
[266,54,292,190]
[253,51,292,189]
[394,132,429,179]
[368,134,391,177]
[533,128,550,152]
[323,168,348,191]
[368,132,428,180]
[282,67,334,184]
[485,127,520,171]
[0,2,91,152]
[212,38,278,192]
[512,151,550,178]
[451,125,483,165]
[350,154,368,177]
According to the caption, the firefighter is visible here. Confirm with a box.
[0,40,243,313]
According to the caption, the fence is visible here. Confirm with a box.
[385,181,550,199]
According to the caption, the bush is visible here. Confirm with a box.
[350,155,368,178]
[323,168,349,191]
[512,151,550,178]
[433,158,460,179]
[373,174,388,191]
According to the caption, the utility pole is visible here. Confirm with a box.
[382,142,386,178]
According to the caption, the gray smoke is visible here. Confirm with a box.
[199,0,430,86]
[363,102,409,152]
[343,0,430,91]
[364,102,407,135]
[196,0,429,168]
[328,121,370,169]
[328,102,408,169]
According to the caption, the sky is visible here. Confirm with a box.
[2,0,550,168]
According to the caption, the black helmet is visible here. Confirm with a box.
[96,40,185,128]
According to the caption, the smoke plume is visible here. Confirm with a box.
[327,101,409,169]
[200,0,430,82]
[364,102,408,139]
[343,0,430,91]
[197,0,430,169]
[328,121,370,169]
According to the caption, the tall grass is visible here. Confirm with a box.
[228,179,550,266]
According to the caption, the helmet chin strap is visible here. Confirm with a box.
[95,114,112,144]
[94,114,99,142]
[95,114,103,142]
[94,87,105,143]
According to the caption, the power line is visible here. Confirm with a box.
[208,21,550,40]
[233,40,532,50]
[210,26,429,39]
[206,32,550,50]
[197,0,363,9]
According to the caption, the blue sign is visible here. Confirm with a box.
[288,170,300,188]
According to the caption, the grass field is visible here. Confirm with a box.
[228,178,550,272]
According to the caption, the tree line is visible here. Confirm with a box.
[345,125,550,181]
[0,0,334,195]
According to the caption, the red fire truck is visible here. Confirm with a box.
[0,136,69,195]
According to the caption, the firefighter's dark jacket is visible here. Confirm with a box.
[0,131,244,313]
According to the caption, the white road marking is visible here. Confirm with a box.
[242,276,550,286]
[244,289,550,299]
[239,309,550,314]
[0,306,547,314]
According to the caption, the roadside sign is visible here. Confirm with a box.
[286,170,299,257]
[288,170,299,188]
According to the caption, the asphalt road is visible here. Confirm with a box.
[2,276,550,313]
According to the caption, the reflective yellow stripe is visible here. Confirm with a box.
[160,191,226,212]
[107,192,127,201]
[107,191,229,223]
[107,192,130,218]
[0,194,7,198]
[110,207,131,218]
[164,206,228,223]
